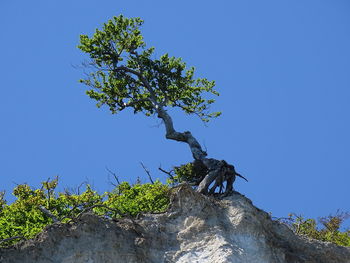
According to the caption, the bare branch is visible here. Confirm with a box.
[38,206,59,223]
[114,66,143,79]
[140,162,154,184]
[158,166,175,181]
[235,172,248,182]
[0,236,24,244]
[73,204,128,221]
[106,166,121,187]
[76,181,89,195]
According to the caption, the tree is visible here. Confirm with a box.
[78,15,247,195]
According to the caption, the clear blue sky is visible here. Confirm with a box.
[1,1,349,224]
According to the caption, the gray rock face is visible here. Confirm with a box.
[1,185,349,263]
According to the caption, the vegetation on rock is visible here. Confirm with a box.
[0,177,349,248]
[281,212,350,247]
[0,178,170,247]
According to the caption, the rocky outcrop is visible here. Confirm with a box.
[1,185,349,263]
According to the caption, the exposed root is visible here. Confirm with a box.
[197,159,247,195]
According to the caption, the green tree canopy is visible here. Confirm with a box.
[78,15,220,122]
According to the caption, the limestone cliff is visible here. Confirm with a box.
[1,185,349,263]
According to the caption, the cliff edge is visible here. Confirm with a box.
[1,184,349,263]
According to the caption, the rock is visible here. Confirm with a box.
[0,184,349,263]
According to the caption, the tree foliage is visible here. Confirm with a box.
[281,212,350,247]
[0,178,170,247]
[164,161,208,186]
[78,15,221,122]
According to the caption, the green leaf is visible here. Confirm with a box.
[77,15,220,122]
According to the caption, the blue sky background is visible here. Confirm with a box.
[1,1,349,225]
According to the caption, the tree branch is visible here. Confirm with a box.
[38,205,59,223]
[106,166,121,187]
[0,236,24,244]
[73,204,127,221]
[140,162,154,184]
[158,166,175,181]
[113,65,207,160]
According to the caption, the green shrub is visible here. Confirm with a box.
[0,178,170,247]
[284,212,350,247]
[167,160,207,185]
[2,177,348,249]
[104,181,170,217]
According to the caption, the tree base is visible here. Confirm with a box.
[193,159,247,195]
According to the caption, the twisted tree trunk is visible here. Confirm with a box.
[156,106,241,194]
[115,65,244,195]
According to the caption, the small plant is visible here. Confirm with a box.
[281,212,350,247]
[163,160,208,186]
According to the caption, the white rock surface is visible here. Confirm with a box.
[1,184,349,263]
